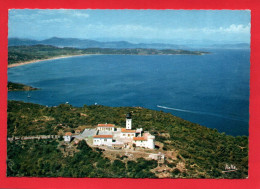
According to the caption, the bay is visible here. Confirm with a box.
[8,49,250,136]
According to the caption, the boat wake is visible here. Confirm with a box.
[156,105,248,122]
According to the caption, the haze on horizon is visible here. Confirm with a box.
[8,9,251,45]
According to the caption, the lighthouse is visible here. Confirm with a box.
[126,113,132,130]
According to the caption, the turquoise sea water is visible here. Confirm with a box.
[8,49,250,136]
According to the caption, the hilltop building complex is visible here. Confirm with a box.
[65,113,155,149]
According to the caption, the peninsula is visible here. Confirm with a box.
[8,45,209,67]
[8,82,38,91]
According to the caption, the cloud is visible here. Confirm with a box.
[219,23,250,33]
[78,23,250,39]
[40,18,71,23]
[9,9,90,22]
[72,12,89,18]
[201,23,250,34]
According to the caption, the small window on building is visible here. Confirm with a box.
[104,139,107,141]
[128,134,130,137]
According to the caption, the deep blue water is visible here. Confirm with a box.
[8,49,250,136]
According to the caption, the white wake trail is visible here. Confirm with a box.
[157,105,196,113]
[157,105,247,122]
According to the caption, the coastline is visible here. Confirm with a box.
[8,54,92,68]
[8,52,208,68]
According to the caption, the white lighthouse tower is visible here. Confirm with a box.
[126,113,132,130]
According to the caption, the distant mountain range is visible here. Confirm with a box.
[8,37,187,49]
[8,37,250,49]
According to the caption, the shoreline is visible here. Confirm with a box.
[8,54,92,68]
[8,53,207,68]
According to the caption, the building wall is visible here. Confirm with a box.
[147,138,155,149]
[63,135,71,142]
[93,138,113,146]
[134,139,155,149]
[134,140,147,147]
[97,127,114,132]
[120,132,135,138]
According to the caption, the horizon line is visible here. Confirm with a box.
[8,37,250,45]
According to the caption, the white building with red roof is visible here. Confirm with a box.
[120,128,136,139]
[93,135,113,146]
[63,132,72,142]
[97,124,115,132]
[133,135,155,149]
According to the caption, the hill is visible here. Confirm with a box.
[7,100,248,178]
[8,37,186,49]
[8,37,250,49]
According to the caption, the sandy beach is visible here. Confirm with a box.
[8,54,92,68]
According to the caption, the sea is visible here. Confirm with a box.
[8,48,250,136]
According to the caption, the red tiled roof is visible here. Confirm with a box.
[93,135,113,138]
[65,132,72,136]
[97,124,115,127]
[133,137,147,141]
[121,128,136,133]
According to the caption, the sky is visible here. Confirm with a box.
[8,9,251,44]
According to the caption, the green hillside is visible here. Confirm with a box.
[7,100,248,178]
